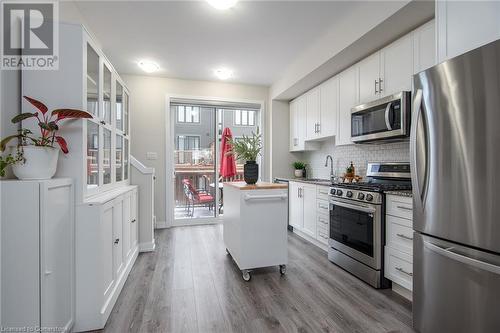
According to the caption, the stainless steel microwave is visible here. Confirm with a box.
[351,91,411,143]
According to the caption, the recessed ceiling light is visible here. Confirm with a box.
[207,0,238,10]
[138,60,160,73]
[214,68,233,80]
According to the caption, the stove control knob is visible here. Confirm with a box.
[346,191,353,198]
[330,189,336,195]
[336,189,343,196]
[366,194,374,202]
[357,193,365,200]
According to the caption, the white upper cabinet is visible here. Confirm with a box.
[437,1,500,64]
[380,33,414,96]
[337,66,358,146]
[413,20,436,74]
[319,76,338,138]
[358,52,381,104]
[306,87,320,140]
[289,95,307,151]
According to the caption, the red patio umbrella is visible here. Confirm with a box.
[219,127,237,179]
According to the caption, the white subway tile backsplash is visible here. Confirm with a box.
[299,138,410,180]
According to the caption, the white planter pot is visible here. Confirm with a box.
[11,146,59,180]
[294,169,304,178]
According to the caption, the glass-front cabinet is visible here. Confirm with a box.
[85,41,130,196]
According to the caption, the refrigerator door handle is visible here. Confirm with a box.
[410,88,427,205]
[424,240,500,276]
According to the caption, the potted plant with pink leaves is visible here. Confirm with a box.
[0,96,92,179]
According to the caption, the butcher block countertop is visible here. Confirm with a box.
[224,181,288,190]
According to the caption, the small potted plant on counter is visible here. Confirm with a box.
[292,161,306,178]
[0,96,92,179]
[227,130,262,185]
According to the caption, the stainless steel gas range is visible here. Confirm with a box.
[328,162,411,288]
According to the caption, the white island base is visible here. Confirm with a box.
[223,182,289,281]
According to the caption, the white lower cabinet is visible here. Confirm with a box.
[75,186,139,332]
[289,182,330,250]
[1,179,75,332]
[384,194,413,298]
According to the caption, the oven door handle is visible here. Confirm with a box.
[385,102,393,130]
[330,200,376,214]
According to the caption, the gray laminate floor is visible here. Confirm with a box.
[100,224,413,333]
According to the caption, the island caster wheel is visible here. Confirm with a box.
[242,270,251,282]
[279,265,286,275]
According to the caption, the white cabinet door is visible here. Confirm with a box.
[288,182,303,230]
[122,193,131,260]
[306,88,320,139]
[101,201,114,301]
[358,52,380,103]
[337,66,358,146]
[130,189,138,248]
[437,1,500,63]
[319,76,338,138]
[296,95,307,150]
[413,20,436,74]
[301,184,317,238]
[40,182,74,330]
[380,34,413,96]
[289,100,298,151]
[112,198,124,278]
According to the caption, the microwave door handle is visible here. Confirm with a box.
[384,102,393,130]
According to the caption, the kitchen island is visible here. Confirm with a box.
[223,182,288,281]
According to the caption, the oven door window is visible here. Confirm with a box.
[351,101,401,137]
[330,203,374,257]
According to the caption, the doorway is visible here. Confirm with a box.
[168,98,262,225]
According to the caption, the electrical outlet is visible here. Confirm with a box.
[146,152,158,160]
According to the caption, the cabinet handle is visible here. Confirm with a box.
[131,219,136,223]
[100,120,106,125]
[114,238,120,244]
[318,204,328,210]
[396,233,413,241]
[396,205,412,211]
[395,266,413,277]
[374,79,378,94]
[378,78,383,93]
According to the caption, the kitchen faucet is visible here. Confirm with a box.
[325,155,334,181]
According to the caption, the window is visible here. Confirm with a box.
[234,110,255,126]
[177,105,200,123]
[176,135,200,150]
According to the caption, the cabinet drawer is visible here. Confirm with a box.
[316,214,329,245]
[386,195,413,220]
[317,186,330,201]
[385,246,413,291]
[386,215,413,255]
[316,199,329,215]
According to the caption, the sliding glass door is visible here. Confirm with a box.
[171,101,261,224]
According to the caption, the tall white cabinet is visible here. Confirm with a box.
[1,179,74,332]
[21,22,140,332]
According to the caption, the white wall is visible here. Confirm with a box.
[269,100,295,179]
[123,74,269,225]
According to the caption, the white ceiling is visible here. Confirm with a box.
[73,1,364,86]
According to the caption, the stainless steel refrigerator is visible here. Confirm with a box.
[412,39,500,333]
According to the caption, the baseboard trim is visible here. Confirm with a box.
[392,282,412,301]
[155,221,169,229]
[139,240,156,252]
